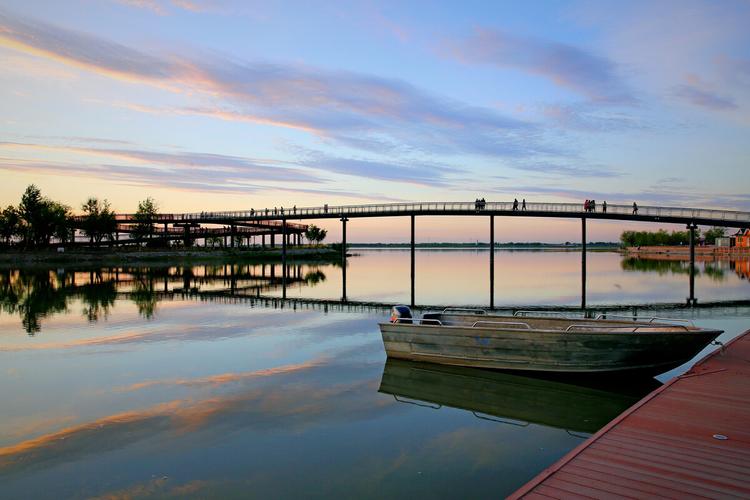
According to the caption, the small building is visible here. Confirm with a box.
[716,237,731,247]
[733,229,750,248]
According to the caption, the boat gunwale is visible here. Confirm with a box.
[378,320,723,337]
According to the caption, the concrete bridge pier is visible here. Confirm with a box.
[688,222,697,306]
[282,219,287,299]
[231,224,236,248]
[341,217,348,301]
[411,215,415,307]
[490,215,495,309]
[582,217,587,310]
[262,234,266,249]
[271,233,275,249]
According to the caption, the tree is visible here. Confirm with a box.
[17,185,71,247]
[18,185,43,246]
[81,197,117,244]
[304,224,327,245]
[702,227,726,245]
[0,206,20,246]
[132,197,158,243]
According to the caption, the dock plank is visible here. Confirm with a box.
[510,329,750,499]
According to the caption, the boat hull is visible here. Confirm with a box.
[380,322,722,374]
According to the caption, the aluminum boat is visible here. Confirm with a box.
[379,306,723,374]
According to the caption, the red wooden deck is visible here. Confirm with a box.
[510,329,750,499]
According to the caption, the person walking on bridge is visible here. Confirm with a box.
[522,199,526,210]
[632,202,638,215]
[602,201,607,213]
[513,198,519,211]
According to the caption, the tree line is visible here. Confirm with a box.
[0,185,159,248]
[620,227,726,247]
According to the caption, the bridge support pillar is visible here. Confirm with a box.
[262,234,266,249]
[163,223,168,245]
[271,233,275,248]
[184,225,190,247]
[688,223,697,306]
[490,215,494,309]
[231,225,236,248]
[282,219,287,299]
[411,215,415,307]
[341,217,348,301]
[581,217,587,310]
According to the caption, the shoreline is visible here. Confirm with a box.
[0,247,342,266]
[624,245,750,258]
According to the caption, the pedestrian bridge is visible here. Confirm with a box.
[174,201,750,228]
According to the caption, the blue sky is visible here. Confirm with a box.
[1,0,748,241]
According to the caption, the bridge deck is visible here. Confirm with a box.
[71,202,750,228]
[510,329,750,499]
[174,201,750,227]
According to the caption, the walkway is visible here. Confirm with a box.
[175,201,750,228]
[510,329,750,499]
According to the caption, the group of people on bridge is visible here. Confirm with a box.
[584,199,606,213]
[512,198,527,211]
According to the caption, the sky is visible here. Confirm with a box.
[0,0,749,242]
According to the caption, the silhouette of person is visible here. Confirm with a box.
[602,201,607,213]
[513,198,519,211]
[633,202,638,214]
[522,199,526,210]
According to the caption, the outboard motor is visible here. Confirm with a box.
[390,305,412,324]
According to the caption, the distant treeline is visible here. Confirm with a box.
[620,228,726,247]
[349,242,618,248]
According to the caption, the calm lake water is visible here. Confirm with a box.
[1,249,749,499]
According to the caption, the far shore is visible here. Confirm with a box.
[624,245,749,257]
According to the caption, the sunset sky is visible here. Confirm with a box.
[1,0,748,242]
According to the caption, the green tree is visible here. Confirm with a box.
[81,197,117,244]
[132,197,158,243]
[0,205,20,246]
[304,224,327,245]
[703,227,726,245]
[17,185,71,247]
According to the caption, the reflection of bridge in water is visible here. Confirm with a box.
[69,201,750,308]
[118,289,750,319]
[4,262,749,335]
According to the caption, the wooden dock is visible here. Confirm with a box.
[510,329,750,499]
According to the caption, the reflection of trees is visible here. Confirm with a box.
[129,272,158,319]
[620,257,727,281]
[80,281,117,322]
[0,269,67,334]
[702,263,727,282]
[303,269,327,285]
[621,257,690,275]
[0,260,339,331]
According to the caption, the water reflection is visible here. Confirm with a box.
[620,256,739,281]
[3,250,750,334]
[0,264,327,333]
[379,359,659,435]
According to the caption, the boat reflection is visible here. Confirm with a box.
[378,358,661,434]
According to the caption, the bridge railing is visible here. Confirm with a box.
[77,202,750,225]
[186,201,750,224]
